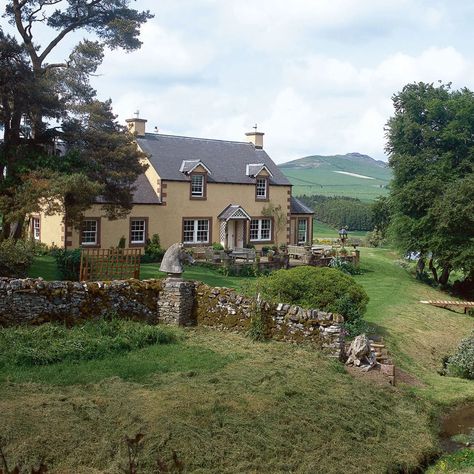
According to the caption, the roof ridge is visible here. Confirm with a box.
[143,133,254,146]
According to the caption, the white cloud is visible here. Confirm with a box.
[96,22,215,80]
[2,0,471,164]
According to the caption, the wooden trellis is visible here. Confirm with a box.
[80,248,141,281]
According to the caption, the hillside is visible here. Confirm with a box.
[279,152,392,201]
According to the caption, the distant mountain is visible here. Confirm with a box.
[279,153,392,202]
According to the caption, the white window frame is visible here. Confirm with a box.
[130,219,146,244]
[81,219,98,246]
[183,219,210,244]
[191,174,204,198]
[250,218,272,242]
[32,217,40,241]
[297,218,307,244]
[256,177,267,199]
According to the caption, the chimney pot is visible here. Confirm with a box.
[126,117,147,137]
[245,130,264,149]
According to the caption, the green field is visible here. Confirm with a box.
[279,153,392,201]
[3,249,471,472]
[313,219,368,239]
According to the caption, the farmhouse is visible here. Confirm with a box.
[32,117,313,250]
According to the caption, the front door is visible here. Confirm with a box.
[227,220,235,250]
[236,220,245,248]
[227,220,246,249]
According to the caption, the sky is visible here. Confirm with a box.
[3,0,474,163]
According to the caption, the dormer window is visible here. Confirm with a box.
[180,160,210,200]
[191,174,205,198]
[256,177,268,199]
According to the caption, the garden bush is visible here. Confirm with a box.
[0,317,178,367]
[446,332,474,380]
[255,266,369,324]
[140,234,165,263]
[0,239,35,277]
[51,248,81,280]
[329,256,361,275]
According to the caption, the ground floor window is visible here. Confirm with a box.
[81,219,99,246]
[183,219,210,244]
[130,218,147,245]
[250,218,272,241]
[297,218,308,244]
[32,217,40,240]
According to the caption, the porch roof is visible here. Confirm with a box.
[218,204,251,221]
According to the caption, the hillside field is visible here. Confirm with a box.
[279,153,392,201]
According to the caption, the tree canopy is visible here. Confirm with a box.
[385,82,474,284]
[0,0,153,238]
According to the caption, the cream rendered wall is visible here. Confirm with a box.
[141,155,162,200]
[157,181,291,248]
[38,211,65,247]
[69,204,160,249]
[67,182,291,250]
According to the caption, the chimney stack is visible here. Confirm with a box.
[126,112,147,137]
[246,125,264,149]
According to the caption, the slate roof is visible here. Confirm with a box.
[136,133,291,186]
[290,197,314,215]
[131,173,161,204]
[95,173,160,205]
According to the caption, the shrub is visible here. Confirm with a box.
[366,229,386,248]
[140,234,165,263]
[211,242,224,250]
[255,266,368,323]
[118,235,126,248]
[0,239,35,277]
[247,299,268,341]
[51,248,81,280]
[446,332,474,380]
[329,256,361,275]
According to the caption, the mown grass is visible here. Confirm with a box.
[27,254,61,280]
[27,255,253,289]
[355,248,474,405]
[0,329,437,473]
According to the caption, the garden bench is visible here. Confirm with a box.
[230,248,256,262]
[205,247,225,263]
[287,245,311,259]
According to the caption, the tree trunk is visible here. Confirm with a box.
[416,256,426,277]
[439,266,451,286]
[428,257,438,283]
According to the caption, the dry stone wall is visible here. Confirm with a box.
[194,283,345,358]
[0,277,345,358]
[0,277,164,326]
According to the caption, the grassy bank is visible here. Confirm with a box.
[0,329,436,473]
[355,248,474,405]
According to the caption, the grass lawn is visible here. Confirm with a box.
[27,256,254,290]
[28,254,61,280]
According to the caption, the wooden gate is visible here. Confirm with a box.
[79,248,141,281]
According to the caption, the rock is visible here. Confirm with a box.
[345,333,377,370]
